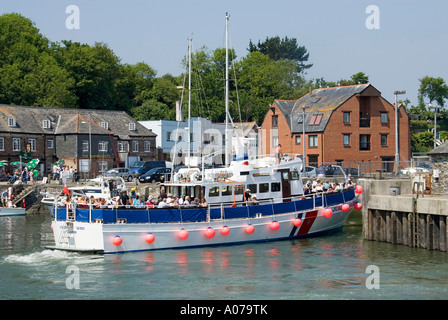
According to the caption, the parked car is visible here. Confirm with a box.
[139,167,172,183]
[129,160,171,178]
[316,165,346,177]
[103,168,134,182]
[302,166,317,178]
[399,167,431,176]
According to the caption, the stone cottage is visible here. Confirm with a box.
[427,141,448,194]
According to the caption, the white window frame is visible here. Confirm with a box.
[0,137,4,151]
[309,135,318,148]
[98,161,108,173]
[118,141,129,152]
[8,118,16,127]
[132,141,139,152]
[47,139,54,149]
[12,138,20,151]
[42,120,51,129]
[82,140,89,152]
[98,141,108,152]
[28,138,36,152]
[100,122,109,130]
[129,122,136,131]
[144,141,151,152]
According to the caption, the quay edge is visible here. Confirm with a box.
[359,178,448,252]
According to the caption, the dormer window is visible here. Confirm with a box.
[42,120,51,129]
[100,122,109,130]
[8,117,16,127]
[129,122,136,131]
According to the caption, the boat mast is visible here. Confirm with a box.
[225,13,230,167]
[187,37,192,169]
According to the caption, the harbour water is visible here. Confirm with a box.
[1,212,447,301]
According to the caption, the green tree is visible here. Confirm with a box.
[235,51,308,123]
[0,13,76,107]
[131,99,174,121]
[418,76,448,107]
[248,36,312,73]
[53,40,122,110]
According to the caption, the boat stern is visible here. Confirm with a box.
[50,220,105,253]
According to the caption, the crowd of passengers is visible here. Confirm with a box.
[61,189,208,209]
[303,175,354,195]
[59,175,355,209]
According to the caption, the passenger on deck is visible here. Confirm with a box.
[158,198,170,208]
[190,198,199,207]
[119,190,131,206]
[244,189,251,202]
[274,144,283,165]
[250,195,259,205]
[134,196,145,208]
[199,198,207,208]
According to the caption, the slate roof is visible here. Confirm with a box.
[0,105,156,138]
[427,141,448,155]
[274,84,378,133]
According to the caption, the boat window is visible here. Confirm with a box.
[271,182,281,192]
[234,186,243,195]
[247,184,257,194]
[209,186,220,197]
[290,171,300,180]
[221,185,232,196]
[259,183,269,193]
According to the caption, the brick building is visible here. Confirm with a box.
[260,84,411,173]
[0,105,157,177]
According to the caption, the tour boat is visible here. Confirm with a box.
[46,14,362,254]
[46,154,362,254]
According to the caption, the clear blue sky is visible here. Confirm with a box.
[2,0,447,106]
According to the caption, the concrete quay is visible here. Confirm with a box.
[359,178,448,252]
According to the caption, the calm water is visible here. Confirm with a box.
[1,213,448,300]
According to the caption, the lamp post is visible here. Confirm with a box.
[302,106,309,174]
[81,120,92,179]
[394,90,406,175]
[428,103,440,149]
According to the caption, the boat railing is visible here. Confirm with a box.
[54,186,357,224]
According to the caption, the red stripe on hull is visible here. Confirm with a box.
[297,210,318,236]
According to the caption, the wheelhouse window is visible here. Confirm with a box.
[247,184,257,194]
[209,186,220,197]
[234,186,243,195]
[259,183,269,193]
[221,186,232,196]
[271,182,281,192]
